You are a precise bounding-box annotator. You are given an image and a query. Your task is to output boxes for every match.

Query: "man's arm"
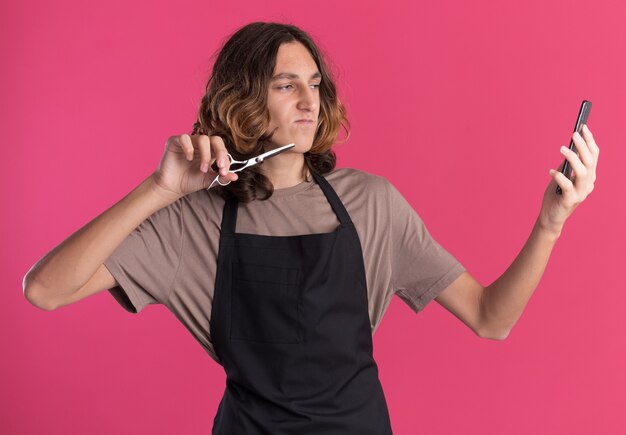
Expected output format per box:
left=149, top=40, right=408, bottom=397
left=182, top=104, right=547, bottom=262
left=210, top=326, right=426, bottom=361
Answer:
left=436, top=124, right=598, bottom=340
left=22, top=173, right=180, bottom=311
left=436, top=218, right=559, bottom=340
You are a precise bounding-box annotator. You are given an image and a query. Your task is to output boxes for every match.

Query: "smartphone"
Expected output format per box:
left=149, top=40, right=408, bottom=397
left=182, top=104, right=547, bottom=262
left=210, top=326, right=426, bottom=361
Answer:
left=556, top=100, right=592, bottom=195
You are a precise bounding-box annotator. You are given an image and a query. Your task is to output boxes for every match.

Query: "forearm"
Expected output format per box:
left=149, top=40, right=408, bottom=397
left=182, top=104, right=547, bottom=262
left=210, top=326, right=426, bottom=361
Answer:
left=481, top=218, right=560, bottom=337
left=23, top=173, right=179, bottom=298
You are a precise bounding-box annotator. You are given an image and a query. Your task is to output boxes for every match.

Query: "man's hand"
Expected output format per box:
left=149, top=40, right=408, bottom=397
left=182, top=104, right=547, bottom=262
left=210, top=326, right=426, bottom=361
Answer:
left=539, top=124, right=600, bottom=237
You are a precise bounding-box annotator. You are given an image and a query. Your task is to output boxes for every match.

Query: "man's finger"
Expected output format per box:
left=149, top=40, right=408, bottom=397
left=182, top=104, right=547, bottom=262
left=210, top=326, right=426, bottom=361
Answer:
left=193, top=134, right=212, bottom=173
left=210, top=136, right=230, bottom=176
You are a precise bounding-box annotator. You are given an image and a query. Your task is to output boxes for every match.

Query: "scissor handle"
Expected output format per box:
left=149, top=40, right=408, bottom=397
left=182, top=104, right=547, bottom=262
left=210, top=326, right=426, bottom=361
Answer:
left=207, top=154, right=238, bottom=190
left=207, top=171, right=232, bottom=190
left=216, top=176, right=232, bottom=186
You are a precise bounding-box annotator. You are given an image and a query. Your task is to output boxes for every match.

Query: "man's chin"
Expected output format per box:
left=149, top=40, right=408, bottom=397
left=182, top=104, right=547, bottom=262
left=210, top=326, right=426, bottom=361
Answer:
left=293, top=135, right=315, bottom=151
left=269, top=138, right=313, bottom=153
left=292, top=142, right=313, bottom=153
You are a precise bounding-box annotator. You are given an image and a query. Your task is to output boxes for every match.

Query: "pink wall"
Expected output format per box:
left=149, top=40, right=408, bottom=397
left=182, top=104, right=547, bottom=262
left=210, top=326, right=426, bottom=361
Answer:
left=3, top=0, right=625, bottom=433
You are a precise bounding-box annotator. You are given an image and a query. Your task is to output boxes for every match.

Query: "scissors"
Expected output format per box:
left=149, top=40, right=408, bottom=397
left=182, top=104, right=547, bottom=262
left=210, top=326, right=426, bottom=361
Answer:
left=207, top=143, right=295, bottom=190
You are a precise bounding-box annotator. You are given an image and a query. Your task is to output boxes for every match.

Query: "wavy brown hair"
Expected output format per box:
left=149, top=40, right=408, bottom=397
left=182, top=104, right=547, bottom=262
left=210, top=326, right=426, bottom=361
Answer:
left=191, top=22, right=350, bottom=202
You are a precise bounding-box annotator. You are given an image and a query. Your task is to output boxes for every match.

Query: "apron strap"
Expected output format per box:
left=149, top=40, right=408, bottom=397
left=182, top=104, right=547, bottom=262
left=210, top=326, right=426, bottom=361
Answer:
left=311, top=171, right=352, bottom=226
left=221, top=171, right=353, bottom=234
left=221, top=193, right=239, bottom=235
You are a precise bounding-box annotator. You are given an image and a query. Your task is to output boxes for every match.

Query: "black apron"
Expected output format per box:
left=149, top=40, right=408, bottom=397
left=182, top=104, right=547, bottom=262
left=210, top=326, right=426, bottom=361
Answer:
left=210, top=172, right=393, bottom=434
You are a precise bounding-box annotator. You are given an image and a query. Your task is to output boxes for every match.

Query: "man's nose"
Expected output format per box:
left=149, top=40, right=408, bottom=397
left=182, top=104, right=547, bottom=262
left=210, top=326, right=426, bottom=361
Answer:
left=297, top=86, right=318, bottom=111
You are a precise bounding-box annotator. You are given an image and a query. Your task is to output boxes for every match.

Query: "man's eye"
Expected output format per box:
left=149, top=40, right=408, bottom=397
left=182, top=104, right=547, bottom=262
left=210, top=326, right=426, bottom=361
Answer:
left=275, top=83, right=320, bottom=91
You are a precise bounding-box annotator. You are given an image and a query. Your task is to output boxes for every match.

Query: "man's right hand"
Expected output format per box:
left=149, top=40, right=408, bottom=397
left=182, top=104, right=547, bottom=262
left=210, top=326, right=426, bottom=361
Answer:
left=152, top=134, right=239, bottom=200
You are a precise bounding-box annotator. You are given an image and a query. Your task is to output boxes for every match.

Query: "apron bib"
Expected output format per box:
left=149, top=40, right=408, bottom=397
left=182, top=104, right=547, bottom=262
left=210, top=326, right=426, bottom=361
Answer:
left=210, top=172, right=393, bottom=434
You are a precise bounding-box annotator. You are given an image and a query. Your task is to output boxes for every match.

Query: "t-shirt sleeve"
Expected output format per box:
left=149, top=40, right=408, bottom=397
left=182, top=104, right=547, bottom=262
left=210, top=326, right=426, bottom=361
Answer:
left=103, top=198, right=184, bottom=314
left=387, top=181, right=466, bottom=313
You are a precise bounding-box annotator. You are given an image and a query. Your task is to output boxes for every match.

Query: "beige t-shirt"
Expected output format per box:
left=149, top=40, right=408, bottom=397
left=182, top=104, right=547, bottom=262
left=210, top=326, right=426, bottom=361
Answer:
left=104, top=168, right=465, bottom=364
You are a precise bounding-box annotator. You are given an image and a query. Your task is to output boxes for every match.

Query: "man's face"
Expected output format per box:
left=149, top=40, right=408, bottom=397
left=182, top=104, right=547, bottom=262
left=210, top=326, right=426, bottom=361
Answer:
left=266, top=42, right=321, bottom=153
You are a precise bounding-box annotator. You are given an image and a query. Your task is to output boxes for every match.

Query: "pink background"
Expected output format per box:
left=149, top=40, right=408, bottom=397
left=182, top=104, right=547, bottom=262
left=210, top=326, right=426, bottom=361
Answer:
left=3, top=0, right=625, bottom=433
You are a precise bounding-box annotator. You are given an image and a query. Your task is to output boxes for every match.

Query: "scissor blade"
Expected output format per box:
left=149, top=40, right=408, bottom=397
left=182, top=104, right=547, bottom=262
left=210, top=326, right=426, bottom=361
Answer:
left=253, top=143, right=295, bottom=163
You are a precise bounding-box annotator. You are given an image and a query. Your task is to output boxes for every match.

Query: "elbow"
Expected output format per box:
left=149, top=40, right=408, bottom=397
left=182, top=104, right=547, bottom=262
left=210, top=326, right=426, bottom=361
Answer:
left=476, top=295, right=512, bottom=340
left=476, top=324, right=511, bottom=341
left=23, top=276, right=58, bottom=312
left=24, top=287, right=58, bottom=311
